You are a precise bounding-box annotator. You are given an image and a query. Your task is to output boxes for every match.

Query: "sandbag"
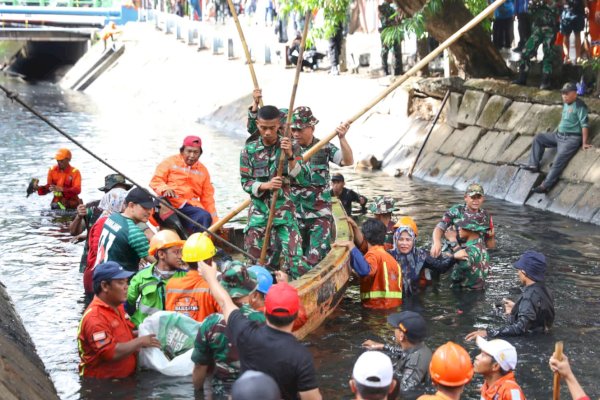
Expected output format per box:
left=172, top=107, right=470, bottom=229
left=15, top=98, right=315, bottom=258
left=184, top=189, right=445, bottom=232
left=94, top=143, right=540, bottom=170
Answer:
left=138, top=311, right=201, bottom=376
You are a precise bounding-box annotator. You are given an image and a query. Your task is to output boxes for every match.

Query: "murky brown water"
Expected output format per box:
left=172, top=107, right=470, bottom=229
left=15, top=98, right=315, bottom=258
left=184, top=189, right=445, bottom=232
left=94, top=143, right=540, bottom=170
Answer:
left=1, top=76, right=599, bottom=399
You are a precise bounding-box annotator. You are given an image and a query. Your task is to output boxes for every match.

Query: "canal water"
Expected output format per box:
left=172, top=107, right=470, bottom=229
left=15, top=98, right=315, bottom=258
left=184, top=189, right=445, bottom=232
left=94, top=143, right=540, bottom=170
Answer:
left=1, top=76, right=599, bottom=400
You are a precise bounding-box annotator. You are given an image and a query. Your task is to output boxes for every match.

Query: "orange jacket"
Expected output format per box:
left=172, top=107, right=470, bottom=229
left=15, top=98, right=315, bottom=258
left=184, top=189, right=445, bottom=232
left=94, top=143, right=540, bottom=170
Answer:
left=360, top=245, right=402, bottom=309
left=149, top=154, right=217, bottom=219
left=38, top=164, right=81, bottom=209
left=480, top=371, right=525, bottom=400
left=164, top=270, right=220, bottom=323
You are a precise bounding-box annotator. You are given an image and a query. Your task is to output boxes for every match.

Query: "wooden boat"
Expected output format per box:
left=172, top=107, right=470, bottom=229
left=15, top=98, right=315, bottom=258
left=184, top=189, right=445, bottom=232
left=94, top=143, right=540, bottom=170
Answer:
left=220, top=198, right=353, bottom=339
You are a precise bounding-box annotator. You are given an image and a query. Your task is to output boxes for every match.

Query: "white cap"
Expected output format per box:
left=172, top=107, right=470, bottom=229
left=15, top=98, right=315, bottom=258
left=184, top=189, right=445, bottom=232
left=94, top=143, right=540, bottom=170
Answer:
left=352, top=351, right=393, bottom=388
left=476, top=336, right=518, bottom=372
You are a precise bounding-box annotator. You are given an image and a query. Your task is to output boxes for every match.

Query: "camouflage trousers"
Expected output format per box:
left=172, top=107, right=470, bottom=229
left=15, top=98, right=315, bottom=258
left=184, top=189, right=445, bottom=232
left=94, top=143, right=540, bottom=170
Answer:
left=298, top=215, right=333, bottom=267
left=244, top=223, right=310, bottom=279
left=519, top=27, right=557, bottom=74
left=381, top=36, right=402, bottom=75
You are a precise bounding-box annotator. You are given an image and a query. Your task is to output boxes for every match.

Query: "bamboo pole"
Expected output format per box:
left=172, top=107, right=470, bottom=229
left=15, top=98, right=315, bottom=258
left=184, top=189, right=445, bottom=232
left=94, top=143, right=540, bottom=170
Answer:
left=553, top=341, right=564, bottom=400
left=225, top=0, right=262, bottom=107
left=258, top=9, right=312, bottom=265
left=211, top=0, right=507, bottom=228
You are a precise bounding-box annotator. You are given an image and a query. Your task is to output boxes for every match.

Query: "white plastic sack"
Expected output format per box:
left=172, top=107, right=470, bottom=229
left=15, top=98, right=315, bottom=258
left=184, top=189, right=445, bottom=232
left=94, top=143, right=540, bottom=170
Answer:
left=138, top=311, right=202, bottom=376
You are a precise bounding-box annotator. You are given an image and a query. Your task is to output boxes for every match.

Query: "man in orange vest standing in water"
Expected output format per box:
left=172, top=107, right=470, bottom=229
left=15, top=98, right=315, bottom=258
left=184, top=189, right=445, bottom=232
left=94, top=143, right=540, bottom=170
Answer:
left=150, top=136, right=218, bottom=233
left=33, top=148, right=81, bottom=210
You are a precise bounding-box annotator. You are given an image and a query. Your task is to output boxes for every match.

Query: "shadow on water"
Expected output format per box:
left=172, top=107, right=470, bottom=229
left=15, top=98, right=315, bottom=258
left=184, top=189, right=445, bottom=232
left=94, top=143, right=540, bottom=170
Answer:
left=1, top=77, right=599, bottom=399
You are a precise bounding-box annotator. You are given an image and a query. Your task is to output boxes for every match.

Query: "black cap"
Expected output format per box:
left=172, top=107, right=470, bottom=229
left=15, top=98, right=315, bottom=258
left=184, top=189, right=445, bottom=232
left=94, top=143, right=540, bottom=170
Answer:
left=231, top=371, right=281, bottom=400
left=125, top=187, right=155, bottom=209
left=331, top=173, right=344, bottom=182
left=387, top=311, right=427, bottom=342
left=561, top=82, right=577, bottom=93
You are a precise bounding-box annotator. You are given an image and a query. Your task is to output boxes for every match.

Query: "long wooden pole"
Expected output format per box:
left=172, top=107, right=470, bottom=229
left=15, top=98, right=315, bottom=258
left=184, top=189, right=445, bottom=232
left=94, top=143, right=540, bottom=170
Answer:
left=225, top=0, right=263, bottom=107
left=258, top=9, right=312, bottom=265
left=553, top=341, right=564, bottom=400
left=408, top=89, right=450, bottom=178
left=209, top=0, right=507, bottom=229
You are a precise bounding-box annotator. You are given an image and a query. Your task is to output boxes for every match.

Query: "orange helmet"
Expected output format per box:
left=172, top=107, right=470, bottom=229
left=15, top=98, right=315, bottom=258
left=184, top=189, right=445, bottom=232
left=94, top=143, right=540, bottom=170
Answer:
left=429, top=342, right=474, bottom=387
left=393, top=216, right=418, bottom=236
left=54, top=148, right=72, bottom=161
left=149, top=229, right=185, bottom=255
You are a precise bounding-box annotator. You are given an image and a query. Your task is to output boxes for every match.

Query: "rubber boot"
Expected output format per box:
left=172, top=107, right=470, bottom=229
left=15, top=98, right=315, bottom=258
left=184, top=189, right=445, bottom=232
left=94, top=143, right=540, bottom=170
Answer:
left=512, top=66, right=527, bottom=85
left=539, top=73, right=551, bottom=90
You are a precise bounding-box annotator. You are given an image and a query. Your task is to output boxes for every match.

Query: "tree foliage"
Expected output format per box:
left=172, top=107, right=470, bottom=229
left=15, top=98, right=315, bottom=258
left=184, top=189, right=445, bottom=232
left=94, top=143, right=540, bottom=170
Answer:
left=277, top=0, right=351, bottom=40
left=381, top=0, right=491, bottom=47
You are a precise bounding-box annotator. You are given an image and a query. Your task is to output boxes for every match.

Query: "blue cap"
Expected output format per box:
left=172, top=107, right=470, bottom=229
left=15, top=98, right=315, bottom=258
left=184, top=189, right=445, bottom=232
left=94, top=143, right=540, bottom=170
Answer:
left=93, top=261, right=135, bottom=284
left=513, top=250, right=546, bottom=282
left=248, top=265, right=274, bottom=295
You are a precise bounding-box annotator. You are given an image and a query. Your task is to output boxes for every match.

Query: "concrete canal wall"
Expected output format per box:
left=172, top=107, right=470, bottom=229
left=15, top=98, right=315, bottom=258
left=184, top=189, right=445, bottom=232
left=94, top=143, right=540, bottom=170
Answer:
left=0, top=283, right=59, bottom=400
left=383, top=78, right=600, bottom=225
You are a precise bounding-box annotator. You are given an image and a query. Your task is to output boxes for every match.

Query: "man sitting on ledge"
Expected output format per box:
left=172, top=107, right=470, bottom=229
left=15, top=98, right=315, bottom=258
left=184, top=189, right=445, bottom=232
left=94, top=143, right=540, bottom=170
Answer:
left=519, top=82, right=593, bottom=194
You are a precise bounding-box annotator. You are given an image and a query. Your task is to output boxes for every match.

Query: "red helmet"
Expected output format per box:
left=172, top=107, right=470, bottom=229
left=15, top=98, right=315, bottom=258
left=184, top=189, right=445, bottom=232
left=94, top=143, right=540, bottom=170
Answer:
left=429, top=342, right=474, bottom=387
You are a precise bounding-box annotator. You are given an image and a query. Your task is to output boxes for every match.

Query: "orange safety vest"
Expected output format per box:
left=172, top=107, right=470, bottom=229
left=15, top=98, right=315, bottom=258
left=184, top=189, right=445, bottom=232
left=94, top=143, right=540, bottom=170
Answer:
left=480, top=371, right=525, bottom=400
left=38, top=164, right=81, bottom=209
left=164, top=270, right=220, bottom=323
left=149, top=154, right=218, bottom=220
left=360, top=245, right=403, bottom=309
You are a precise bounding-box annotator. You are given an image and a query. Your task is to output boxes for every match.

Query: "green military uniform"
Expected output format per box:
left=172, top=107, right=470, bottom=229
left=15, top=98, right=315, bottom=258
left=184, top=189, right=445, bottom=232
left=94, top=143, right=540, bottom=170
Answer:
left=192, top=304, right=265, bottom=395
left=126, top=264, right=187, bottom=327
left=378, top=1, right=402, bottom=76
left=191, top=262, right=265, bottom=395
left=450, top=237, right=490, bottom=290
left=291, top=107, right=344, bottom=266
left=449, top=214, right=491, bottom=290
left=240, top=136, right=309, bottom=278
left=518, top=0, right=559, bottom=75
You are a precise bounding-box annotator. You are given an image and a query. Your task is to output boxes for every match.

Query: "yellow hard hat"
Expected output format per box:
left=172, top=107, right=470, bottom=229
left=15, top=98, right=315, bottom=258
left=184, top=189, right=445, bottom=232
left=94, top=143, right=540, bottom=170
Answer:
left=149, top=229, right=185, bottom=255
left=181, top=233, right=216, bottom=262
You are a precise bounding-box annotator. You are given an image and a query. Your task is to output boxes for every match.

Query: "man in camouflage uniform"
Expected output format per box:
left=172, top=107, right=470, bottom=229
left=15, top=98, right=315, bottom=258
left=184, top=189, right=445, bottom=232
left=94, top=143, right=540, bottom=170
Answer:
left=240, top=105, right=309, bottom=278
left=450, top=215, right=491, bottom=290
left=191, top=262, right=266, bottom=395
left=290, top=106, right=353, bottom=266
left=369, top=196, right=398, bottom=250
left=430, top=183, right=495, bottom=258
left=378, top=0, right=402, bottom=76
left=246, top=88, right=288, bottom=143
left=513, top=0, right=560, bottom=89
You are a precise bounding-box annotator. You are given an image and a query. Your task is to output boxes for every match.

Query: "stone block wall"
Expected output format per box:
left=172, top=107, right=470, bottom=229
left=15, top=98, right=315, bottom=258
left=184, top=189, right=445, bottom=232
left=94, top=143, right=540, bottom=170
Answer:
left=382, top=78, right=600, bottom=225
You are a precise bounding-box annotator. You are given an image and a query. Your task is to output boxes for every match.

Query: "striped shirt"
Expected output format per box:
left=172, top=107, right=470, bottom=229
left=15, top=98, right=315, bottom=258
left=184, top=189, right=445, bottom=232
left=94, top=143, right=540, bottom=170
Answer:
left=95, top=213, right=149, bottom=272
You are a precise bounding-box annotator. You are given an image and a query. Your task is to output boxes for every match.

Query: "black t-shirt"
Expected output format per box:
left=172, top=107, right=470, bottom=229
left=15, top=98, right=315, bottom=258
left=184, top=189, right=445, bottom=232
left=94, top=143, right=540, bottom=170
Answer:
left=335, top=187, right=366, bottom=216
left=228, top=309, right=319, bottom=400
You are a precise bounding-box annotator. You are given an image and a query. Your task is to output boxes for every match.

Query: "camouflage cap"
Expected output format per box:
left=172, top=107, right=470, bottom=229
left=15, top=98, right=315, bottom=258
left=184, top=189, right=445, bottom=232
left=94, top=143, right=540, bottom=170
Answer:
left=291, top=106, right=319, bottom=130
left=279, top=108, right=288, bottom=125
left=369, top=196, right=398, bottom=215
left=465, top=183, right=485, bottom=197
left=219, top=261, right=258, bottom=298
left=456, top=211, right=489, bottom=233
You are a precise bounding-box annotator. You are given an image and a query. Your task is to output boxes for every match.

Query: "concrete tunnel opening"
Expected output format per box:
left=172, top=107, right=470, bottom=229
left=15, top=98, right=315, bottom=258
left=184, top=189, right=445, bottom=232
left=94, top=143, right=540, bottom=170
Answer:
left=7, top=41, right=89, bottom=81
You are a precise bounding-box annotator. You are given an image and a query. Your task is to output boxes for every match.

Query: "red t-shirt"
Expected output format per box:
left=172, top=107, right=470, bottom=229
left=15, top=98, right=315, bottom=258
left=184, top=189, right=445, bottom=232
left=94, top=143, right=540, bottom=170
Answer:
left=78, top=296, right=137, bottom=378
left=83, top=216, right=108, bottom=295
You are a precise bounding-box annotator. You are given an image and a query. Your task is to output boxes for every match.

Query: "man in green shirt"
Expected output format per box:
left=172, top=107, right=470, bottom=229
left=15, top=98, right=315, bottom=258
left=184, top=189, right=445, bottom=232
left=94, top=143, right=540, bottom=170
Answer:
left=520, top=82, right=593, bottom=193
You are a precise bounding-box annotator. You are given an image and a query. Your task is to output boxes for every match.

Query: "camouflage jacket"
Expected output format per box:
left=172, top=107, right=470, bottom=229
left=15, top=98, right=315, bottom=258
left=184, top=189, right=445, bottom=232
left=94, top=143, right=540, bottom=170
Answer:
left=450, top=238, right=490, bottom=290
left=292, top=137, right=342, bottom=219
left=378, top=2, right=400, bottom=32
left=240, top=136, right=306, bottom=228
left=436, top=203, right=494, bottom=242
left=191, top=304, right=266, bottom=394
left=529, top=0, right=559, bottom=29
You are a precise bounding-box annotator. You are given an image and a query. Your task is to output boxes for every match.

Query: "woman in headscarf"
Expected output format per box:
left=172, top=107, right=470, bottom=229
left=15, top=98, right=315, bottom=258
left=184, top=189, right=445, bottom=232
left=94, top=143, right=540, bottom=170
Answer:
left=389, top=217, right=458, bottom=297
left=82, top=188, right=128, bottom=302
